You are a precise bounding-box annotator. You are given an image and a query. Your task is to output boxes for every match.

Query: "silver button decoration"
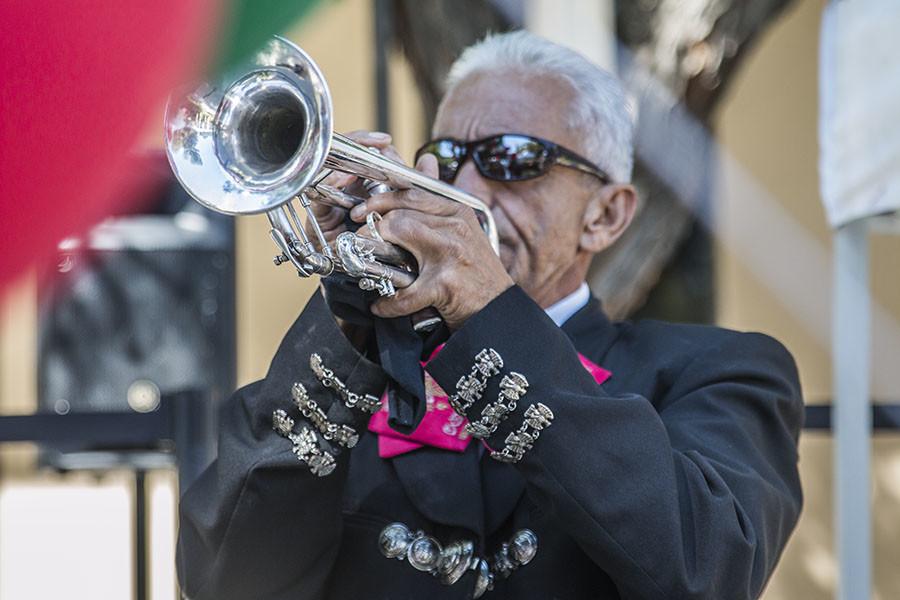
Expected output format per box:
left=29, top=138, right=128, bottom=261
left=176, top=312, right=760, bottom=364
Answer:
left=449, top=348, right=504, bottom=415
left=465, top=372, right=529, bottom=439
left=310, top=353, right=381, bottom=413
left=273, top=409, right=295, bottom=437
left=473, top=558, right=494, bottom=599
left=377, top=523, right=538, bottom=596
left=291, top=427, right=319, bottom=459
left=508, top=529, right=538, bottom=565
left=437, top=540, right=475, bottom=585
left=378, top=522, right=413, bottom=559
left=407, top=535, right=442, bottom=571
left=491, top=529, right=539, bottom=582
left=271, top=409, right=336, bottom=477
left=378, top=523, right=476, bottom=586
left=492, top=543, right=518, bottom=579
left=303, top=450, right=337, bottom=477
left=490, top=403, right=554, bottom=463
left=292, top=381, right=359, bottom=448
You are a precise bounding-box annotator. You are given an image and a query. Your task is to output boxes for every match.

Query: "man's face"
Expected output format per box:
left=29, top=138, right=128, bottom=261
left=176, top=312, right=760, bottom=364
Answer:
left=432, top=70, right=606, bottom=307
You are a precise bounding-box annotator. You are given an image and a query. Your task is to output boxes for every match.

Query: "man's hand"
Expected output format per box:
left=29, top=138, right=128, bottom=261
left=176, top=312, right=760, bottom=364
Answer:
left=303, top=130, right=403, bottom=249
left=349, top=154, right=514, bottom=330
left=310, top=130, right=404, bottom=347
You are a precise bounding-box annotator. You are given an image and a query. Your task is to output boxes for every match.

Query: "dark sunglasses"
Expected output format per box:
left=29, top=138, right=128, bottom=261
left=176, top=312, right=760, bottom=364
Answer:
left=415, top=133, right=611, bottom=185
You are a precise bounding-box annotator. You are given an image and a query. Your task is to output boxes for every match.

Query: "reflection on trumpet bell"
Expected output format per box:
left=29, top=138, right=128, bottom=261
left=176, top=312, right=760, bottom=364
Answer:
left=164, top=35, right=498, bottom=298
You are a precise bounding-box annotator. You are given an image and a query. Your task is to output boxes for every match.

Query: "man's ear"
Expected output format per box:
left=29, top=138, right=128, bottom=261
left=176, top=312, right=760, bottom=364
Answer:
left=579, top=184, right=638, bottom=253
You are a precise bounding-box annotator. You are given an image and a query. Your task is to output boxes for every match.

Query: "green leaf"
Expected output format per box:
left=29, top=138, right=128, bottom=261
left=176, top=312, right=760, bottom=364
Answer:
left=214, top=0, right=324, bottom=73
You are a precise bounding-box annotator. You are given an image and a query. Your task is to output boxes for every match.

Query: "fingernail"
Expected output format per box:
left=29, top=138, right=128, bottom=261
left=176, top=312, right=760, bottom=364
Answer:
left=370, top=132, right=391, bottom=141
left=350, top=203, right=365, bottom=221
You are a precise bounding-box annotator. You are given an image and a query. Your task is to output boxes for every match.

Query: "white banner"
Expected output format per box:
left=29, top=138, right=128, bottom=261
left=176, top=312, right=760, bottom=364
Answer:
left=819, top=0, right=900, bottom=228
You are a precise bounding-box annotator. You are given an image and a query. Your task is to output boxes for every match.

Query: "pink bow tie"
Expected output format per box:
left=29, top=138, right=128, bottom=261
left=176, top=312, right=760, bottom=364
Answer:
left=368, top=346, right=611, bottom=458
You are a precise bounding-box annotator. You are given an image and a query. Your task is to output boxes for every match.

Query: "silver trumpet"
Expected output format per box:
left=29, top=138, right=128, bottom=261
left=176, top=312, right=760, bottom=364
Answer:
left=164, top=36, right=498, bottom=298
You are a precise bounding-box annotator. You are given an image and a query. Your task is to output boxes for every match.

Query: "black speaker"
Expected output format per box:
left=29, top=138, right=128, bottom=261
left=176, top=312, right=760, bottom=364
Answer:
left=37, top=184, right=235, bottom=464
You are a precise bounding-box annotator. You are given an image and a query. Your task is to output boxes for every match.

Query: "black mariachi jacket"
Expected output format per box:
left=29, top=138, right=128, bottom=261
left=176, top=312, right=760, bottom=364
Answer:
left=177, top=286, right=803, bottom=600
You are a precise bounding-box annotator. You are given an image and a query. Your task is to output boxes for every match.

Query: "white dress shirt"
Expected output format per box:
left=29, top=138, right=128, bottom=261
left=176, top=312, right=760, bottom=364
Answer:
left=544, top=281, right=590, bottom=327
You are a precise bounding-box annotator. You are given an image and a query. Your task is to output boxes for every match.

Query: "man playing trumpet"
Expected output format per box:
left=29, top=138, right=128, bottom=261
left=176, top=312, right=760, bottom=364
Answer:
left=177, top=31, right=802, bottom=600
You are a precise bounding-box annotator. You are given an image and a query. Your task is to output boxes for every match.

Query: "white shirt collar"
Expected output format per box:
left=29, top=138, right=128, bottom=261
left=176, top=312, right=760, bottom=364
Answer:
left=544, top=282, right=591, bottom=327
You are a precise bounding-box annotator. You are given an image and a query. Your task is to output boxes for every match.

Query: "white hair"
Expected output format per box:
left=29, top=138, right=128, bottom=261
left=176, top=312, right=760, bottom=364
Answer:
left=443, top=30, right=634, bottom=183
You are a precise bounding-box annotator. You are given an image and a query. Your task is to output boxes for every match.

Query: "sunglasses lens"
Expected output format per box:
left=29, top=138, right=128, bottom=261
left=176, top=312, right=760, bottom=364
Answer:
left=417, top=139, right=463, bottom=182
left=474, top=135, right=550, bottom=181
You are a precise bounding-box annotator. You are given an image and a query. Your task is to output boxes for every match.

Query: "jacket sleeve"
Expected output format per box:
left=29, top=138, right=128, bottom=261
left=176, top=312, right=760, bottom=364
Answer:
left=425, top=286, right=803, bottom=600
left=176, top=290, right=386, bottom=600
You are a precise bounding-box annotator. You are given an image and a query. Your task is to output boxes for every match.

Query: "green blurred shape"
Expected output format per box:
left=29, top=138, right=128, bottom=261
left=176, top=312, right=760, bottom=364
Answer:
left=215, top=0, right=324, bottom=72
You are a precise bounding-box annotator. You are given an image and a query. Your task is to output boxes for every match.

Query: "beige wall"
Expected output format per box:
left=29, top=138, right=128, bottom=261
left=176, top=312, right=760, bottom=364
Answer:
left=714, top=1, right=900, bottom=598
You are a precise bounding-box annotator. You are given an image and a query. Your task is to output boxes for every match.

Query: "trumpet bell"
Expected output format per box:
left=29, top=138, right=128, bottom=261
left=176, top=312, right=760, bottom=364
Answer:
left=164, top=36, right=332, bottom=215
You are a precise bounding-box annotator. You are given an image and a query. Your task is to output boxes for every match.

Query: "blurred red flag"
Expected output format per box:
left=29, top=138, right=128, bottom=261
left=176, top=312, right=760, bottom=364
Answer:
left=0, top=1, right=220, bottom=291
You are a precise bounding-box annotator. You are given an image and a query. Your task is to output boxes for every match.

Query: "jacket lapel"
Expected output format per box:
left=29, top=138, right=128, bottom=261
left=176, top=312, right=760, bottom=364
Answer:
left=561, top=295, right=619, bottom=361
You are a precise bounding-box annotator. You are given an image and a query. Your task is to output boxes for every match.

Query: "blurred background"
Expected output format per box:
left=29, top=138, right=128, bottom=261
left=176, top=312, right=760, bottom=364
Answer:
left=0, top=0, right=898, bottom=598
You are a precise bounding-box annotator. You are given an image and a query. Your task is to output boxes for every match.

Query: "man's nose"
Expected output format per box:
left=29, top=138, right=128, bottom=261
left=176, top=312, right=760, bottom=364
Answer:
left=452, top=159, right=493, bottom=206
